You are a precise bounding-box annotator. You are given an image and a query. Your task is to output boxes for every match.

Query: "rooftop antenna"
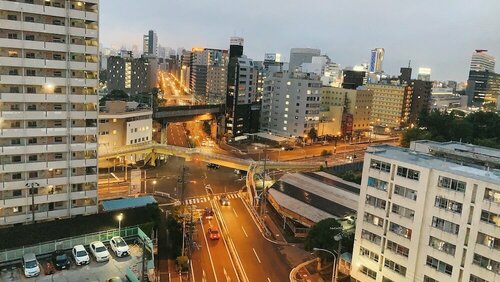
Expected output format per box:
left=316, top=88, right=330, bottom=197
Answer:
left=408, top=60, right=411, bottom=68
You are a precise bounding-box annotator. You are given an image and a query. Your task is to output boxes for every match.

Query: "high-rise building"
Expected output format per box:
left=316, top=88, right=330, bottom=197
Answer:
left=466, top=70, right=500, bottom=106
left=351, top=141, right=500, bottom=282
left=225, top=37, right=260, bottom=137
left=143, top=30, right=158, bottom=57
left=288, top=48, right=321, bottom=73
left=366, top=84, right=412, bottom=128
left=261, top=72, right=322, bottom=137
left=189, top=47, right=228, bottom=104
left=0, top=0, right=99, bottom=225
left=369, top=48, right=385, bottom=73
left=107, top=55, right=158, bottom=95
left=417, top=67, right=431, bottom=81
left=399, top=67, right=412, bottom=85
left=409, top=80, right=432, bottom=124
left=301, top=55, right=342, bottom=87
left=470, top=50, right=495, bottom=72
left=342, top=70, right=366, bottom=89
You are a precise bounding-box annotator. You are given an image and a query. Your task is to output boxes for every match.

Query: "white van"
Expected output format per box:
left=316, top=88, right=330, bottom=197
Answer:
left=22, top=253, right=40, bottom=277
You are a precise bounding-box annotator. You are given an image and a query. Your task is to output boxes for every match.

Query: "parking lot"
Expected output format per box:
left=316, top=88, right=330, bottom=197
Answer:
left=1, top=243, right=144, bottom=282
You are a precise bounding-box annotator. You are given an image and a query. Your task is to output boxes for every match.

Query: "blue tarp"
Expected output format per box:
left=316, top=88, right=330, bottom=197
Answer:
left=102, top=196, right=157, bottom=211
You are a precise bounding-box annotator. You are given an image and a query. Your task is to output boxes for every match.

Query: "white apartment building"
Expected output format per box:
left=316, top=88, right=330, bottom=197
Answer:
left=351, top=142, right=499, bottom=282
left=98, top=101, right=152, bottom=163
left=261, top=72, right=322, bottom=137
left=0, top=0, right=99, bottom=225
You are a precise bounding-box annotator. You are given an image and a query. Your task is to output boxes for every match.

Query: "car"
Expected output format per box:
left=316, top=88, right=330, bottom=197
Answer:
left=52, top=251, right=71, bottom=270
left=72, top=245, right=90, bottom=265
left=89, top=241, right=110, bottom=262
left=22, top=253, right=40, bottom=278
left=110, top=236, right=130, bottom=257
left=220, top=194, right=230, bottom=206
left=284, top=146, right=294, bottom=151
left=207, top=163, right=220, bottom=169
left=204, top=207, right=214, bottom=219
left=207, top=227, right=220, bottom=240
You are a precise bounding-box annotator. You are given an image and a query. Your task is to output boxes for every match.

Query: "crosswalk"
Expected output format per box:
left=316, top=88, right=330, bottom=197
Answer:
left=183, top=193, right=239, bottom=205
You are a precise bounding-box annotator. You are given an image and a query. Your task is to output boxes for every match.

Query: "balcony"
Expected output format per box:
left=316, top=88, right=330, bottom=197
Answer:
left=0, top=93, right=68, bottom=103
left=71, top=205, right=97, bottom=216
left=71, top=189, right=97, bottom=200
left=1, top=144, right=69, bottom=155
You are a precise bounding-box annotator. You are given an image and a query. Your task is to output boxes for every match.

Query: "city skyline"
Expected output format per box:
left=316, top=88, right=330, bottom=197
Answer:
left=100, top=0, right=500, bottom=81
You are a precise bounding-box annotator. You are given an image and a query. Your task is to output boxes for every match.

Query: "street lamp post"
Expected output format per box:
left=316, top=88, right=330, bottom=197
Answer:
left=26, top=182, right=40, bottom=223
left=117, top=213, right=123, bottom=235
left=313, top=248, right=337, bottom=282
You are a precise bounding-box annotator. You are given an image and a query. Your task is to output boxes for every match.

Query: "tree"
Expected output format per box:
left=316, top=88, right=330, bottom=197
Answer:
left=106, top=89, right=129, bottom=101
left=401, top=128, right=431, bottom=147
left=304, top=218, right=352, bottom=259
left=308, top=127, right=318, bottom=141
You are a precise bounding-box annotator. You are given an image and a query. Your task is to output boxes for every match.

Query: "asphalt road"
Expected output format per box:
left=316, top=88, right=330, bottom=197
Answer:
left=167, top=123, right=189, bottom=147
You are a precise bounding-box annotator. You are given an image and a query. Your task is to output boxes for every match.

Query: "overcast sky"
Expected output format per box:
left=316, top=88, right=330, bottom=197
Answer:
left=100, top=0, right=499, bottom=81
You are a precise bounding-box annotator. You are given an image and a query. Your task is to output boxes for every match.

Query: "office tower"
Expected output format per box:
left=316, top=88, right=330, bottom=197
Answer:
left=107, top=55, right=158, bottom=95
left=470, top=50, right=495, bottom=72
left=366, top=84, right=412, bottom=128
left=320, top=87, right=373, bottom=136
left=143, top=30, right=158, bottom=57
left=225, top=37, right=260, bottom=137
left=409, top=80, right=432, bottom=124
left=399, top=67, right=412, bottom=85
left=189, top=48, right=228, bottom=104
left=180, top=50, right=192, bottom=90
left=342, top=70, right=367, bottom=89
left=417, top=67, right=431, bottom=81
left=0, top=0, right=99, bottom=225
left=351, top=141, right=500, bottom=282
left=261, top=72, right=322, bottom=137
left=288, top=48, right=321, bottom=73
left=369, top=48, right=385, bottom=73
left=466, top=70, right=500, bottom=106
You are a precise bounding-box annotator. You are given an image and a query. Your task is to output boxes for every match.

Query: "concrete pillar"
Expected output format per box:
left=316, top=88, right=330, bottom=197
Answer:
left=160, top=121, right=168, bottom=144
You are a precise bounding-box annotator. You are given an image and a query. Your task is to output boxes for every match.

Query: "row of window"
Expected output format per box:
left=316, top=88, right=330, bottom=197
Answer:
left=396, top=165, right=420, bottom=180
left=473, top=253, right=499, bottom=274
left=432, top=216, right=459, bottom=235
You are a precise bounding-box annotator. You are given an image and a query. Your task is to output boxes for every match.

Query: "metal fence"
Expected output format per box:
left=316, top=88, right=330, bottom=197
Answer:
left=0, top=226, right=140, bottom=264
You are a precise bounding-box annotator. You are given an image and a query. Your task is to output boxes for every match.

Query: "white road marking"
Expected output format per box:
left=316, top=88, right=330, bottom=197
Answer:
left=200, top=219, right=219, bottom=282
left=190, top=260, right=196, bottom=282
left=252, top=248, right=262, bottom=263
left=232, top=208, right=238, bottom=218
left=241, top=226, right=248, bottom=238
left=267, top=278, right=271, bottom=282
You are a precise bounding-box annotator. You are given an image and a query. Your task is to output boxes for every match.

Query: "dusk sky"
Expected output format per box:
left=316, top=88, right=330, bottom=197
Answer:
left=100, top=0, right=499, bottom=81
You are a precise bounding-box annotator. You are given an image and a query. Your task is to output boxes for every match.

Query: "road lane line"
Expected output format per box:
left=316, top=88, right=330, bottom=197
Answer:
left=241, top=226, right=248, bottom=238
left=267, top=278, right=271, bottom=282
left=252, top=248, right=262, bottom=263
left=232, top=208, right=238, bottom=218
left=190, top=260, right=196, bottom=282
left=200, top=218, right=219, bottom=282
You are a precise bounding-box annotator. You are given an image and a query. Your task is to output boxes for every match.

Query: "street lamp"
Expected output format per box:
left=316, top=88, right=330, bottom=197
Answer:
left=152, top=180, right=157, bottom=194
left=117, top=213, right=124, bottom=235
left=26, top=182, right=40, bottom=223
left=313, top=248, right=337, bottom=282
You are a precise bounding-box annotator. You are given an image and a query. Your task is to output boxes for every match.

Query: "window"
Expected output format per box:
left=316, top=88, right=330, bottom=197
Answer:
left=12, top=206, right=23, bottom=213
left=53, top=54, right=62, bottom=60
left=7, top=14, right=17, bottom=20
left=25, top=16, right=35, bottom=22
left=11, top=138, right=21, bottom=145
left=359, top=247, right=379, bottom=262
left=27, top=104, right=36, bottom=111
left=28, top=155, right=38, bottom=162
left=11, top=156, right=22, bottom=163
left=426, top=256, right=453, bottom=275
left=382, top=277, right=394, bottom=282
left=9, top=69, right=19, bottom=75
left=26, top=52, right=35, bottom=59
left=54, top=120, right=62, bottom=127
left=8, top=50, right=18, bottom=57
left=367, top=177, right=388, bottom=191
left=484, top=188, right=500, bottom=203
left=469, top=274, right=488, bottom=282
left=393, top=185, right=417, bottom=200
left=472, top=253, right=499, bottom=274
left=365, top=195, right=386, bottom=210
left=8, top=33, right=18, bottom=39
left=423, top=275, right=439, bottom=282
left=389, top=222, right=412, bottom=239
left=396, top=166, right=419, bottom=180
left=434, top=196, right=462, bottom=213
left=12, top=173, right=22, bottom=180
left=26, top=69, right=36, bottom=76
left=25, top=34, right=35, bottom=41
left=370, top=159, right=391, bottom=172
left=55, top=153, right=63, bottom=160
left=10, top=103, right=20, bottom=110
left=28, top=137, right=37, bottom=144
left=480, top=210, right=500, bottom=227
left=54, top=136, right=63, bottom=143
left=27, top=121, right=37, bottom=128
left=391, top=204, right=415, bottom=220
left=54, top=104, right=63, bottom=110
left=27, top=86, right=36, bottom=93
left=432, top=216, right=459, bottom=235
left=364, top=212, right=384, bottom=227
left=384, top=258, right=406, bottom=276
left=12, top=190, right=22, bottom=197
left=429, top=236, right=456, bottom=256
left=386, top=240, right=409, bottom=257
left=361, top=229, right=381, bottom=245
left=476, top=232, right=499, bottom=250
left=360, top=265, right=377, bottom=279
left=438, top=176, right=466, bottom=192
left=28, top=171, right=38, bottom=178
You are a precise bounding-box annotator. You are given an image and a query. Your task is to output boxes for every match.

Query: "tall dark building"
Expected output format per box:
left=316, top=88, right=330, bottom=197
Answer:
left=399, top=67, right=412, bottom=85
left=466, top=70, right=500, bottom=106
left=409, top=80, right=432, bottom=124
left=342, top=70, right=366, bottom=89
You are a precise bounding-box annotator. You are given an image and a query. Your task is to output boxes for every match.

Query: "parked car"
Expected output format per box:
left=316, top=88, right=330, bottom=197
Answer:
left=22, top=253, right=40, bottom=278
left=72, top=245, right=90, bottom=265
left=284, top=146, right=294, bottom=151
left=110, top=236, right=130, bottom=257
left=89, top=241, right=110, bottom=262
left=52, top=251, right=71, bottom=270
left=220, top=194, right=230, bottom=206
left=207, top=227, right=220, bottom=240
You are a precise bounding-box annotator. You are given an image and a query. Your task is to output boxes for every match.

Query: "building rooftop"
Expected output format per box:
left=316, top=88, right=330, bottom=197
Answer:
left=368, top=144, right=500, bottom=183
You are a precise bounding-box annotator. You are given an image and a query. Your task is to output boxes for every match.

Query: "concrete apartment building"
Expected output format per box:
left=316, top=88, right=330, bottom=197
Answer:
left=189, top=47, right=228, bottom=104
left=106, top=54, right=158, bottom=95
left=98, top=101, right=152, bottom=163
left=351, top=141, right=499, bottom=282
left=0, top=0, right=99, bottom=225
left=320, top=87, right=373, bottom=136
left=365, top=83, right=412, bottom=129
left=261, top=72, right=322, bottom=137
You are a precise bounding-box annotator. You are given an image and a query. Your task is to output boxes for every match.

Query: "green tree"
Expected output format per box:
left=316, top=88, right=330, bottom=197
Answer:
left=401, top=128, right=431, bottom=147
left=106, top=89, right=129, bottom=100
left=305, top=218, right=352, bottom=259
left=308, top=127, right=318, bottom=141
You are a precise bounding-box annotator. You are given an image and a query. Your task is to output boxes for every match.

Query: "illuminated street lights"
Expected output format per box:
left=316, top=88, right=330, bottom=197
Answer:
left=152, top=180, right=157, bottom=194
left=117, top=213, right=124, bottom=235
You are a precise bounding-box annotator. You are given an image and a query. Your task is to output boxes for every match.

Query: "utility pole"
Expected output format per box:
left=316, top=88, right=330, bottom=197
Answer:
left=25, top=182, right=40, bottom=223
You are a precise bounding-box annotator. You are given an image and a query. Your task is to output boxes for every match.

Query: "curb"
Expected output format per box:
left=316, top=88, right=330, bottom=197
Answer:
left=289, top=258, right=317, bottom=282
